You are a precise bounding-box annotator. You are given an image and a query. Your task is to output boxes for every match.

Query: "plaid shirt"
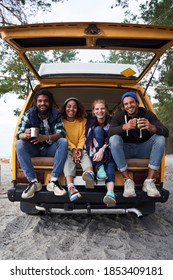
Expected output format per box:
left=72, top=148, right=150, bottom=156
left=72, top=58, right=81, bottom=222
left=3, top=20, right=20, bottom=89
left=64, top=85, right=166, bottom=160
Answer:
left=16, top=107, right=66, bottom=140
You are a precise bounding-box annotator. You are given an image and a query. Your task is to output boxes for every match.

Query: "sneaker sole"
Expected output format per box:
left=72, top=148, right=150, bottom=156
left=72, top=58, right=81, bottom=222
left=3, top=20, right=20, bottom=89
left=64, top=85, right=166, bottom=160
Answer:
left=21, top=184, right=42, bottom=199
left=142, top=186, right=161, bottom=197
left=21, top=193, right=35, bottom=199
left=82, top=173, right=95, bottom=189
left=96, top=176, right=108, bottom=181
left=36, top=186, right=42, bottom=192
left=123, top=192, right=136, bottom=198
left=103, top=195, right=116, bottom=207
left=54, top=190, right=67, bottom=196
left=70, top=193, right=82, bottom=202
left=46, top=185, right=66, bottom=196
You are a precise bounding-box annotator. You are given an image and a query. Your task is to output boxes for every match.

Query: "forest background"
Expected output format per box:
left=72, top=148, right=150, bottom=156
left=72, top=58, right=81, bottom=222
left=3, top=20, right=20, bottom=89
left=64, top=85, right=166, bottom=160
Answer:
left=0, top=0, right=173, bottom=153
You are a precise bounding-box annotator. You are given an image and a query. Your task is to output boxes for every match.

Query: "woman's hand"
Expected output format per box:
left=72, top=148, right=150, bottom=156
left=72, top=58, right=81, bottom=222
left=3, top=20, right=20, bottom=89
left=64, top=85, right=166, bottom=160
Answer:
left=72, top=148, right=82, bottom=163
left=76, top=149, right=82, bottom=162
left=93, top=148, right=104, bottom=162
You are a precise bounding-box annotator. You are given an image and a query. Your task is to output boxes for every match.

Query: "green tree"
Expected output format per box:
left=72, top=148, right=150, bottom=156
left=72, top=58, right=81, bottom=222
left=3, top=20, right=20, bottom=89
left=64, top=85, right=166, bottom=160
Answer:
left=51, top=50, right=79, bottom=63
left=139, top=0, right=173, bottom=152
left=140, top=0, right=173, bottom=25
left=111, top=0, right=173, bottom=152
left=0, top=0, right=66, bottom=25
left=0, top=0, right=77, bottom=113
left=0, top=48, right=78, bottom=108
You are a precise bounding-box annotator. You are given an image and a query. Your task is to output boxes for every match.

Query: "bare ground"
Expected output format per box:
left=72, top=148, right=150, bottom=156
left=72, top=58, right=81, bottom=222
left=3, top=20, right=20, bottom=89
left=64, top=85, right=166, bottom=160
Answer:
left=0, top=155, right=173, bottom=260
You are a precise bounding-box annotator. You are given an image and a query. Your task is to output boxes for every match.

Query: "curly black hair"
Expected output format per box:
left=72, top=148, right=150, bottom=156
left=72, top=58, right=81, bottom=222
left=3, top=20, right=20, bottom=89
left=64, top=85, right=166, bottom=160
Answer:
left=60, top=97, right=87, bottom=120
left=34, top=89, right=58, bottom=109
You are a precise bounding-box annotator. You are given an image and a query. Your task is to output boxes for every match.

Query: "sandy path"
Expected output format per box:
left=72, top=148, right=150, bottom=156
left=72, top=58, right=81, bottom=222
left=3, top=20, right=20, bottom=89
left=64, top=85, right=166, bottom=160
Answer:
left=0, top=156, right=173, bottom=260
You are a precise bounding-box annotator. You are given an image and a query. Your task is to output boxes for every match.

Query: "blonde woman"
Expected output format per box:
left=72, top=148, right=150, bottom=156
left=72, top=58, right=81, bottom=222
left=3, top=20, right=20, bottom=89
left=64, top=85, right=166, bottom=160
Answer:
left=85, top=99, right=116, bottom=206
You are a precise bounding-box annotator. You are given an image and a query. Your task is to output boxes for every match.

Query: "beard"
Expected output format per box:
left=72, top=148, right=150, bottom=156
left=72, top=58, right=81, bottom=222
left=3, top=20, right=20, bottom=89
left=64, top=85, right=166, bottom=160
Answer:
left=38, top=107, right=49, bottom=117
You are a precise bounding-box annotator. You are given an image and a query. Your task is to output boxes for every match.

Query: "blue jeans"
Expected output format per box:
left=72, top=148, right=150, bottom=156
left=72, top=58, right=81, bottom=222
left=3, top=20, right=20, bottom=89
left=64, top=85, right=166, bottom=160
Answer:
left=93, top=126, right=115, bottom=183
left=109, top=134, right=166, bottom=172
left=16, top=138, right=68, bottom=181
left=94, top=126, right=105, bottom=147
left=104, top=161, right=115, bottom=183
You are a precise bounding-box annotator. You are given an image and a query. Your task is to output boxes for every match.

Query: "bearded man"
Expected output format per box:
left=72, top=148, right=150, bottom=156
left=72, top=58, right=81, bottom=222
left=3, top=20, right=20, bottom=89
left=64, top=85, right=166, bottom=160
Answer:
left=16, top=89, right=68, bottom=199
left=109, top=92, right=169, bottom=198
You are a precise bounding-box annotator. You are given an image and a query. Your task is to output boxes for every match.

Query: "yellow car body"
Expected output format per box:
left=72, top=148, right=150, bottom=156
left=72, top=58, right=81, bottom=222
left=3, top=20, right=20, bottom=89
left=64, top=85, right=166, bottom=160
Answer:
left=1, top=22, right=173, bottom=215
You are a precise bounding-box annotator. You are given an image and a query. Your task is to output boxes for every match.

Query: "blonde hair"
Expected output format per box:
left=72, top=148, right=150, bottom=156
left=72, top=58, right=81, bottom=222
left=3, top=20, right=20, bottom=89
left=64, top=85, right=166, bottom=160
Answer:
left=92, top=99, right=109, bottom=115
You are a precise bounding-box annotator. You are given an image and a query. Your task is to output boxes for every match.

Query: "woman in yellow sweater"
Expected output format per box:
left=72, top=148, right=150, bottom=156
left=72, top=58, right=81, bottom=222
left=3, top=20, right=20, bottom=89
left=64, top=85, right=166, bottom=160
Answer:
left=61, top=97, right=95, bottom=201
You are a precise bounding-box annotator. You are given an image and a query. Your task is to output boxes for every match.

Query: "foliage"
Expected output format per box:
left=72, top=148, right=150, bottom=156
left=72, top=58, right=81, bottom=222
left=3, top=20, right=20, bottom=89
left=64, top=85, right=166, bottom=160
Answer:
left=154, top=91, right=173, bottom=132
left=0, top=47, right=78, bottom=107
left=51, top=50, right=78, bottom=63
left=0, top=45, right=29, bottom=99
left=0, top=0, right=76, bottom=113
left=154, top=89, right=173, bottom=153
left=138, top=0, right=173, bottom=145
left=0, top=0, right=173, bottom=149
left=140, top=0, right=173, bottom=25
left=111, top=0, right=129, bottom=9
left=110, top=0, right=173, bottom=151
left=0, top=0, right=66, bottom=25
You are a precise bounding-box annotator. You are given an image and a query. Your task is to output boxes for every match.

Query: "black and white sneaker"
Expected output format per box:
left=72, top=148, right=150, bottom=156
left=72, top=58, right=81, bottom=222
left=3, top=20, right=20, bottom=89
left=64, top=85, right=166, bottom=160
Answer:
left=46, top=180, right=66, bottom=196
left=22, top=181, right=42, bottom=199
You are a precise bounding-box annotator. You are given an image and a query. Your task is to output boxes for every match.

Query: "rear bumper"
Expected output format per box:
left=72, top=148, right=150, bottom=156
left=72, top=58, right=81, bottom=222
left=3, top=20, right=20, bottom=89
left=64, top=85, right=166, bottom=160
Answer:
left=8, top=184, right=169, bottom=211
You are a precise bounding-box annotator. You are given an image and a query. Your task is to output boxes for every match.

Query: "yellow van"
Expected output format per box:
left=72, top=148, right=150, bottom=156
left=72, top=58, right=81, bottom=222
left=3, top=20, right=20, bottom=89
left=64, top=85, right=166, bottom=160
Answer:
left=1, top=22, right=173, bottom=216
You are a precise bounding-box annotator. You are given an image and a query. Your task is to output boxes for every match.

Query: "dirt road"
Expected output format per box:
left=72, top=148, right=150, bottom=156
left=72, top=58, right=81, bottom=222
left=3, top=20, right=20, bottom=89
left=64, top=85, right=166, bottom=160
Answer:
left=0, top=155, right=172, bottom=260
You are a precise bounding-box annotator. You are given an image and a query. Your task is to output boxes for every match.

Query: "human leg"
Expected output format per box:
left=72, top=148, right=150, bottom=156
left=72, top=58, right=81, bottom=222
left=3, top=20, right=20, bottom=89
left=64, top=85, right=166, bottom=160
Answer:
left=103, top=162, right=116, bottom=206
left=16, top=140, right=42, bottom=199
left=148, top=135, right=166, bottom=175
left=16, top=140, right=40, bottom=181
left=93, top=126, right=105, bottom=147
left=46, top=138, right=68, bottom=196
left=103, top=183, right=116, bottom=207
left=81, top=150, right=95, bottom=188
left=109, top=135, right=128, bottom=172
left=45, top=138, right=68, bottom=178
left=63, top=150, right=81, bottom=201
left=109, top=136, right=136, bottom=197
left=126, top=135, right=165, bottom=197
left=124, top=134, right=165, bottom=170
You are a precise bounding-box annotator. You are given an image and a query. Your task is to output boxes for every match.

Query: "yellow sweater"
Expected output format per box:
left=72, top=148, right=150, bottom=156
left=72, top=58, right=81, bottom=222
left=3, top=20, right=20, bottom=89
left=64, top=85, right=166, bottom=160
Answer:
left=63, top=118, right=87, bottom=151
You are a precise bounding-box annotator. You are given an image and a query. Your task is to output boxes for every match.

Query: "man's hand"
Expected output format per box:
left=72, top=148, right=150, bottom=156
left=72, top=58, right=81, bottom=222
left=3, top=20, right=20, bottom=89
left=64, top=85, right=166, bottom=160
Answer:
left=123, top=118, right=137, bottom=131
left=19, top=128, right=31, bottom=140
left=30, top=134, right=48, bottom=144
left=138, top=118, right=157, bottom=132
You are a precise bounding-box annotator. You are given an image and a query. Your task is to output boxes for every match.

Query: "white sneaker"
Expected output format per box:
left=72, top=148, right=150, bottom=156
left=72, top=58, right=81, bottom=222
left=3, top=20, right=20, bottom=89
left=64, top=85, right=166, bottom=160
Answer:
left=22, top=181, right=42, bottom=199
left=47, top=180, right=66, bottom=196
left=143, top=179, right=161, bottom=197
left=123, top=178, right=136, bottom=198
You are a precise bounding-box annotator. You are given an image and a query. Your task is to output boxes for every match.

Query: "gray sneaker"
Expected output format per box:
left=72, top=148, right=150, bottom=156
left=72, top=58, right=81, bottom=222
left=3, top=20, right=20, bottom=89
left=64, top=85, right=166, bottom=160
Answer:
left=22, top=181, right=42, bottom=199
left=123, top=178, right=136, bottom=198
left=46, top=180, right=66, bottom=196
left=143, top=179, right=161, bottom=197
left=82, top=171, right=95, bottom=189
